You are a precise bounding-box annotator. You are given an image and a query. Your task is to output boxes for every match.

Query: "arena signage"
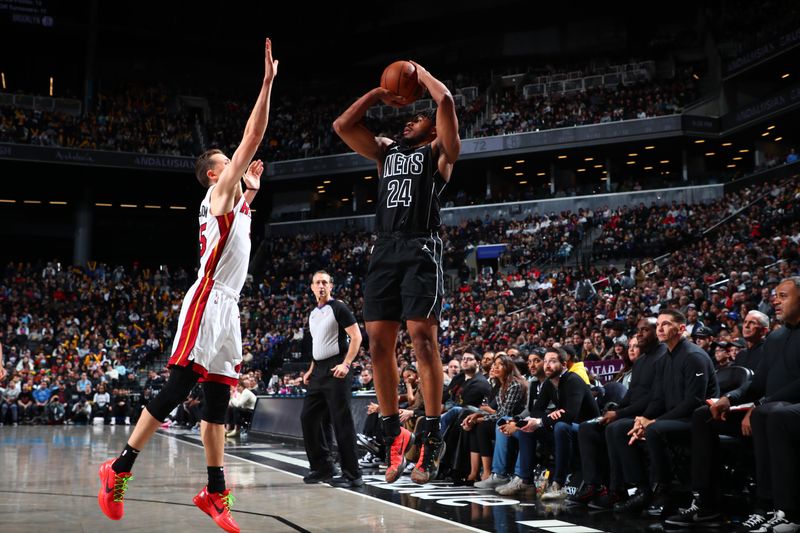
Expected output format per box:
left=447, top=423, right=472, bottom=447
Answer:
left=1, top=0, right=54, bottom=26
left=584, top=359, right=624, bottom=382
left=723, top=83, right=800, bottom=130
left=724, top=26, right=800, bottom=77
left=0, top=143, right=194, bottom=172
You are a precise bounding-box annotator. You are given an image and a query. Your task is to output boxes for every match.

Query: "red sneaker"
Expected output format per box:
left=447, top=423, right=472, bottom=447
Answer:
left=97, top=459, right=134, bottom=520
left=193, top=486, right=240, bottom=533
left=384, top=426, right=414, bottom=483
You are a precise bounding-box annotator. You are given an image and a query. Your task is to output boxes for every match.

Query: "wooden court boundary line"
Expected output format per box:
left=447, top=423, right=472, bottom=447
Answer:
left=155, top=431, right=491, bottom=533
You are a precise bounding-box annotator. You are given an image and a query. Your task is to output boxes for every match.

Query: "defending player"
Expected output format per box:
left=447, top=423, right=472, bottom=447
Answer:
left=97, top=38, right=278, bottom=533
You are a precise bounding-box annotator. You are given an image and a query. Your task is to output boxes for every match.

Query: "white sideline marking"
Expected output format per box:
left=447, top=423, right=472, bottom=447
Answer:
left=155, top=432, right=490, bottom=532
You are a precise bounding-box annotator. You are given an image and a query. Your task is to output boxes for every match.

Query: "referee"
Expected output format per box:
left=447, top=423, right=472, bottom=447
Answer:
left=300, top=270, right=364, bottom=488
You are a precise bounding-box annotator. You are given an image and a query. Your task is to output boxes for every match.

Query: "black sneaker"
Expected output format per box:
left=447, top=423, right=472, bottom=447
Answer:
left=614, top=489, right=651, bottom=513
left=734, top=511, right=772, bottom=532
left=568, top=483, right=604, bottom=505
left=589, top=488, right=625, bottom=510
left=748, top=510, right=796, bottom=533
left=410, top=435, right=446, bottom=484
left=664, top=498, right=723, bottom=528
left=303, top=469, right=336, bottom=484
left=358, top=452, right=383, bottom=468
left=328, top=476, right=365, bottom=488
left=356, top=433, right=382, bottom=456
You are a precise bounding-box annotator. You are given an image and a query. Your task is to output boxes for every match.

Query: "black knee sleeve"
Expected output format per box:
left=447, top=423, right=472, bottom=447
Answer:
left=202, top=381, right=230, bottom=424
left=146, top=366, right=200, bottom=422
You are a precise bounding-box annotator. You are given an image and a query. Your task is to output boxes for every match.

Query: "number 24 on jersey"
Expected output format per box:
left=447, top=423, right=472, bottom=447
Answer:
left=386, top=178, right=412, bottom=208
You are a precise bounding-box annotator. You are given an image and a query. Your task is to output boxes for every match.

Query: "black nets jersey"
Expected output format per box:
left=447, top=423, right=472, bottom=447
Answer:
left=376, top=142, right=447, bottom=234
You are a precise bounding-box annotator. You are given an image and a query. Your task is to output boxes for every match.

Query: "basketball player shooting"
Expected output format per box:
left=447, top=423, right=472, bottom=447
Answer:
left=333, top=61, right=461, bottom=484
left=97, top=38, right=278, bottom=533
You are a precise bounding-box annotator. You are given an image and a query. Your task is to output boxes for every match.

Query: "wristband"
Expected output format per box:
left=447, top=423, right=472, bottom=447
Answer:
left=343, top=362, right=351, bottom=368
left=245, top=187, right=259, bottom=191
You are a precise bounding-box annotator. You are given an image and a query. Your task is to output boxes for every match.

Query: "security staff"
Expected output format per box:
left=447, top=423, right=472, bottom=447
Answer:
left=300, top=270, right=364, bottom=487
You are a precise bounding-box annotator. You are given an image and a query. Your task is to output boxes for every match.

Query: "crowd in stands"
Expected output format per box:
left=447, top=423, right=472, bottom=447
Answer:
left=2, top=67, right=697, bottom=162
left=1, top=177, right=797, bottom=421
left=248, top=177, right=800, bottom=394
left=206, top=94, right=349, bottom=163
left=592, top=178, right=795, bottom=260
left=0, top=86, right=195, bottom=155
left=472, top=78, right=696, bottom=138
left=0, top=261, right=279, bottom=425
left=1, top=173, right=799, bottom=526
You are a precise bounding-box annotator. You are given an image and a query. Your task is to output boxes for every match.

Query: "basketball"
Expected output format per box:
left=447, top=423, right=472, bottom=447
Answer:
left=380, top=60, right=424, bottom=103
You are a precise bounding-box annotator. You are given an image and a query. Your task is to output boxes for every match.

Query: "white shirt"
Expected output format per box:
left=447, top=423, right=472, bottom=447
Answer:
left=230, top=388, right=257, bottom=410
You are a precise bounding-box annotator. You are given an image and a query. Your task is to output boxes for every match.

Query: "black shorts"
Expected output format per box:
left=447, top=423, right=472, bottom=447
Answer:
left=364, top=233, right=444, bottom=322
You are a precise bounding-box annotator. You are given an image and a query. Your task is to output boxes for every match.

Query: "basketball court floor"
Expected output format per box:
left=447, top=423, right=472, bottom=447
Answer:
left=0, top=425, right=748, bottom=532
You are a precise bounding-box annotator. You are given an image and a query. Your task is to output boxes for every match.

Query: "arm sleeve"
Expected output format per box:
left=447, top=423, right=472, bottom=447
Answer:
left=616, top=392, right=649, bottom=419
left=764, top=379, right=800, bottom=404
left=442, top=380, right=453, bottom=404
left=485, top=381, right=523, bottom=423
left=642, top=359, right=666, bottom=419
left=230, top=394, right=244, bottom=408
left=332, top=301, right=357, bottom=328
left=243, top=390, right=257, bottom=410
left=543, top=375, right=589, bottom=427
left=617, top=386, right=633, bottom=410
left=530, top=382, right=552, bottom=418
left=616, top=358, right=656, bottom=418
left=469, top=379, right=493, bottom=407
left=659, top=354, right=711, bottom=420
left=728, top=345, right=768, bottom=404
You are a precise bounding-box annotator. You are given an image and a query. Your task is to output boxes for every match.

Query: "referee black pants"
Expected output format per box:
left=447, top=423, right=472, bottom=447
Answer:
left=300, top=356, right=362, bottom=480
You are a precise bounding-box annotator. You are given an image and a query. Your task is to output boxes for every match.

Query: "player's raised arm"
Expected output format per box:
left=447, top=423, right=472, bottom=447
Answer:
left=211, top=38, right=278, bottom=215
left=409, top=61, right=460, bottom=177
left=332, top=88, right=399, bottom=163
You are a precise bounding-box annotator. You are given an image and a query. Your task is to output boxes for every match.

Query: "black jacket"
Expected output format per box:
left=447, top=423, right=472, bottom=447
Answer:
left=532, top=370, right=599, bottom=428
left=643, top=338, right=719, bottom=421
left=728, top=322, right=800, bottom=404
left=615, top=342, right=667, bottom=419
left=734, top=340, right=765, bottom=372
left=444, top=371, right=492, bottom=408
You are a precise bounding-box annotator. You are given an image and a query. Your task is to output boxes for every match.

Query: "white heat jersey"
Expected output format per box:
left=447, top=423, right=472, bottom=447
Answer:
left=167, top=186, right=251, bottom=385
left=196, top=185, right=252, bottom=293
